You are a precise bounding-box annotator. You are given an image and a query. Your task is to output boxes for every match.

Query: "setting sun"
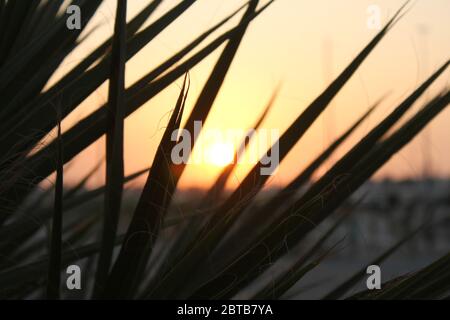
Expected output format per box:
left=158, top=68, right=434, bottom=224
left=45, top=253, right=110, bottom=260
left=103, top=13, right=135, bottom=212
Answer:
left=204, top=142, right=235, bottom=167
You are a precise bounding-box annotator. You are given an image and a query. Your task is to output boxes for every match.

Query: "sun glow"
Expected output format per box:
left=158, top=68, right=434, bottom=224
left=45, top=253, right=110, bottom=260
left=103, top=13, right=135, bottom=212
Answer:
left=204, top=142, right=235, bottom=167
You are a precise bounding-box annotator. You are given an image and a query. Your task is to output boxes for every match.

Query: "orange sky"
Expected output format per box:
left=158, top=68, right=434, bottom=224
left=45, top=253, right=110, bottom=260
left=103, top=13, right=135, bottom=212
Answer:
left=48, top=0, right=450, bottom=190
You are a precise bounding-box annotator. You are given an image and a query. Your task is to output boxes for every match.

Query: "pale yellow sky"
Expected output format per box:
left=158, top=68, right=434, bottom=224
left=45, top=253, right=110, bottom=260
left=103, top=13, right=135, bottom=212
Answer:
left=52, top=0, right=450, bottom=190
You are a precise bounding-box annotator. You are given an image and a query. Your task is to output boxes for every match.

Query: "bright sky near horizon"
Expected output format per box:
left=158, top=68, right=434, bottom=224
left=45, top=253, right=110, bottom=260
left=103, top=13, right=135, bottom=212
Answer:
left=53, top=0, right=450, bottom=190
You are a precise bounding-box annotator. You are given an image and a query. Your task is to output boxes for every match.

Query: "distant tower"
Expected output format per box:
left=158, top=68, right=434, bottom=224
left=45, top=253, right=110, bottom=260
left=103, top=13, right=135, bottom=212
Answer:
left=417, top=24, right=432, bottom=180
left=322, top=37, right=335, bottom=152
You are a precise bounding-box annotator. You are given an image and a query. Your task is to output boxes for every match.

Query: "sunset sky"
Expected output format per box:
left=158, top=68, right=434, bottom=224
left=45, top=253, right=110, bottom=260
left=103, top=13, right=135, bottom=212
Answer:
left=52, top=0, right=450, bottom=190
